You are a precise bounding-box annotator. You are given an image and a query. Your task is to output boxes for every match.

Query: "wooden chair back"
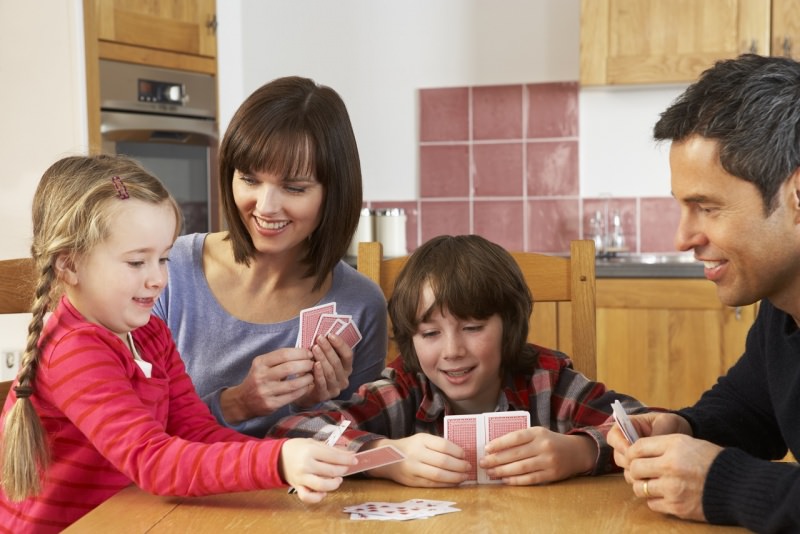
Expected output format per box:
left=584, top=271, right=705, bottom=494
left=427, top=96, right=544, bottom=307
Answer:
left=357, top=240, right=597, bottom=380
left=0, top=257, right=36, bottom=401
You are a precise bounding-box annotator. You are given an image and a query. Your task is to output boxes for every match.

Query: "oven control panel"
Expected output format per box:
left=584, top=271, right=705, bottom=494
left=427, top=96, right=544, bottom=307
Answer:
left=138, top=79, right=185, bottom=105
left=100, top=59, right=216, bottom=119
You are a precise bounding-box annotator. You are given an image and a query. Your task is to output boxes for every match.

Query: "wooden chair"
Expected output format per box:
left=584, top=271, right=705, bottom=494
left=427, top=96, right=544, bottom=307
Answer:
left=357, top=240, right=597, bottom=380
left=0, top=257, right=36, bottom=401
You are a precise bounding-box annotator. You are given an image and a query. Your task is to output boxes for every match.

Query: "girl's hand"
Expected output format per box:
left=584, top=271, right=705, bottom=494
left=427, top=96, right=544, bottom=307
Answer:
left=363, top=436, right=471, bottom=487
left=279, top=438, right=356, bottom=504
left=479, top=427, right=596, bottom=485
left=294, top=333, right=354, bottom=408
left=219, top=348, right=316, bottom=424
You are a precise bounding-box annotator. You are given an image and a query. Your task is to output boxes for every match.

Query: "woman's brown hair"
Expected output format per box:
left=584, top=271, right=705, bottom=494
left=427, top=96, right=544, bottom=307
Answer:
left=218, top=76, right=363, bottom=290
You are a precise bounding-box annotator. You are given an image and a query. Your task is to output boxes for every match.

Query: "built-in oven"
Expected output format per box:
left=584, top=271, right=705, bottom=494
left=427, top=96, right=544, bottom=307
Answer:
left=99, top=59, right=219, bottom=233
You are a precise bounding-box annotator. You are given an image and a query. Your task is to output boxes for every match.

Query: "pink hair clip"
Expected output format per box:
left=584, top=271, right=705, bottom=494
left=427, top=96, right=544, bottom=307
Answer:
left=111, top=176, right=129, bottom=199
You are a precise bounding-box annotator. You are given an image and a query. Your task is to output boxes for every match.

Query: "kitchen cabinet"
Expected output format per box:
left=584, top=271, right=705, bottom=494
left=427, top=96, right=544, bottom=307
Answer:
left=772, top=0, right=800, bottom=59
left=595, top=278, right=757, bottom=410
left=90, top=0, right=217, bottom=74
left=580, top=0, right=771, bottom=85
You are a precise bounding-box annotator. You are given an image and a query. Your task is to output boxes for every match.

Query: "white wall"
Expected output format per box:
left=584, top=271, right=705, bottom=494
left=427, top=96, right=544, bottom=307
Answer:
left=217, top=0, right=680, bottom=201
left=218, top=0, right=583, bottom=201
left=0, top=0, right=88, bottom=368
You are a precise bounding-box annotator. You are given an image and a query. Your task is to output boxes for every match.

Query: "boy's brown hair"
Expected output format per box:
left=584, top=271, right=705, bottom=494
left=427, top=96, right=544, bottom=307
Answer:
left=388, top=235, right=537, bottom=375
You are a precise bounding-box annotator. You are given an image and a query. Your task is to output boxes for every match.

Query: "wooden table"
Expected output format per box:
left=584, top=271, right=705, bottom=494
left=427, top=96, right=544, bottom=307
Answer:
left=65, top=475, right=746, bottom=533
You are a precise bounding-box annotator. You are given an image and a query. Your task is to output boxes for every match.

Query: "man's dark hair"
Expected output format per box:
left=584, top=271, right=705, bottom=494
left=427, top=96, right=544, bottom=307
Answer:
left=654, top=54, right=800, bottom=213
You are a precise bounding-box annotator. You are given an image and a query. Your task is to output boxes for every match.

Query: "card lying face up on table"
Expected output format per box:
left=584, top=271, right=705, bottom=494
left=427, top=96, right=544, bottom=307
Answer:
left=444, top=411, right=531, bottom=484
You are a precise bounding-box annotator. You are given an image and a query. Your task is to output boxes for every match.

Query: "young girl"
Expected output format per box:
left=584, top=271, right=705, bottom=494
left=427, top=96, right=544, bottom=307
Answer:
left=270, top=234, right=646, bottom=486
left=153, top=76, right=386, bottom=437
left=0, top=155, right=355, bottom=532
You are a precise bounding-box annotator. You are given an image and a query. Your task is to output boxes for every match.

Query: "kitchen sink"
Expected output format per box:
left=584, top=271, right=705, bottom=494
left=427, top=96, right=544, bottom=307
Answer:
left=597, top=253, right=697, bottom=264
left=595, top=252, right=703, bottom=278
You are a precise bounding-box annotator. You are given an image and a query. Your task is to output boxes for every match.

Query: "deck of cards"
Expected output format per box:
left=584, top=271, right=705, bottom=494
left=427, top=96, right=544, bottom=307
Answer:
left=611, top=399, right=639, bottom=444
left=344, top=499, right=460, bottom=521
left=444, top=410, right=530, bottom=484
left=296, top=302, right=363, bottom=350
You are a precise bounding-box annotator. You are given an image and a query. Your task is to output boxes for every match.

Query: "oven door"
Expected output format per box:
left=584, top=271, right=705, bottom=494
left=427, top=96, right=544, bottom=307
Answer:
left=101, top=110, right=220, bottom=234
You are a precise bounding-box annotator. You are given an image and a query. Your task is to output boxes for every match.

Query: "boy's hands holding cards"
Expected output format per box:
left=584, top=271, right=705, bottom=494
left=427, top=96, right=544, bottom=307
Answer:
left=444, top=411, right=596, bottom=485
left=480, top=426, right=596, bottom=484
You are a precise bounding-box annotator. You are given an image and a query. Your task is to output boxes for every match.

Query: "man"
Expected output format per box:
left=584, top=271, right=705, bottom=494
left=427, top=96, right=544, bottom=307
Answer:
left=608, top=54, right=800, bottom=532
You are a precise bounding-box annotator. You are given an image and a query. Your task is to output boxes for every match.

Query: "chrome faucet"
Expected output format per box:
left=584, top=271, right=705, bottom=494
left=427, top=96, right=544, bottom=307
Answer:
left=590, top=208, right=626, bottom=257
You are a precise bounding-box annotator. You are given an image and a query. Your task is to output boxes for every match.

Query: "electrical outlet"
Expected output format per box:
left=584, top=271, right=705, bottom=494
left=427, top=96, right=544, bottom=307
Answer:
left=1, top=350, right=22, bottom=381
left=2, top=350, right=22, bottom=369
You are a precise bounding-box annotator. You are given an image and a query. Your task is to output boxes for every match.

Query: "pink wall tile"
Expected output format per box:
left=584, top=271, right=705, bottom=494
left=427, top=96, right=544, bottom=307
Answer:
left=640, top=197, right=680, bottom=253
left=420, top=200, right=470, bottom=243
left=527, top=82, right=579, bottom=139
left=526, top=141, right=579, bottom=196
left=473, top=200, right=524, bottom=252
left=412, top=81, right=681, bottom=257
left=582, top=197, right=637, bottom=253
left=473, top=85, right=523, bottom=140
left=419, top=88, right=469, bottom=142
left=526, top=199, right=580, bottom=253
left=473, top=143, right=524, bottom=197
left=419, top=144, right=470, bottom=198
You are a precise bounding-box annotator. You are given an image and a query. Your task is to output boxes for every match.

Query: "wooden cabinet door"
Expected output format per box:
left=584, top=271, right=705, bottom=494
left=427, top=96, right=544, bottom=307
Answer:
left=596, top=279, right=756, bottom=409
left=581, top=0, right=770, bottom=85
left=95, top=0, right=216, bottom=57
left=772, top=0, right=800, bottom=59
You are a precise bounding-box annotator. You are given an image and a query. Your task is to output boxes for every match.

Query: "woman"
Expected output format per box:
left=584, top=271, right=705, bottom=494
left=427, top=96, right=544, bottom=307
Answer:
left=154, top=76, right=387, bottom=437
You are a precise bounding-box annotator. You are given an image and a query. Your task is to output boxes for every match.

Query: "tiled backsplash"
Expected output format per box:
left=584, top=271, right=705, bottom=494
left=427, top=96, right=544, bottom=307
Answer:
left=364, top=82, right=680, bottom=255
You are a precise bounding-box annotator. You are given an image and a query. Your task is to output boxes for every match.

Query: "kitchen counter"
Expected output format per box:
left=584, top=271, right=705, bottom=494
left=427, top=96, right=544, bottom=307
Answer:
left=347, top=252, right=705, bottom=278
left=595, top=253, right=704, bottom=278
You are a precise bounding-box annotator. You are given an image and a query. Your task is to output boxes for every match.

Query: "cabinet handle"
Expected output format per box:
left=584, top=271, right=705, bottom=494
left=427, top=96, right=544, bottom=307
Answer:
left=206, top=15, right=218, bottom=34
left=748, top=39, right=758, bottom=54
left=783, top=37, right=793, bottom=57
left=734, top=306, right=742, bottom=321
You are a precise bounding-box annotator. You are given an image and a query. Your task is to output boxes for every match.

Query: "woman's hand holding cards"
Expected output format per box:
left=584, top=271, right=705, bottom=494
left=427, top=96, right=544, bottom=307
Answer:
left=362, top=436, right=471, bottom=487
left=294, top=333, right=354, bottom=409
left=219, top=347, right=316, bottom=424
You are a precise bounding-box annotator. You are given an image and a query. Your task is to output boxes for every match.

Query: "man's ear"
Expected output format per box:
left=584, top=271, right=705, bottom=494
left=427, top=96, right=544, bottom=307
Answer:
left=787, top=167, right=800, bottom=219
left=55, top=254, right=79, bottom=286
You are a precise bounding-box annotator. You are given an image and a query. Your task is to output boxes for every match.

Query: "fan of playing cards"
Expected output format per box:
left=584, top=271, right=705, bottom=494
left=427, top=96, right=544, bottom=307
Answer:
left=344, top=499, right=460, bottom=521
left=296, top=302, right=363, bottom=350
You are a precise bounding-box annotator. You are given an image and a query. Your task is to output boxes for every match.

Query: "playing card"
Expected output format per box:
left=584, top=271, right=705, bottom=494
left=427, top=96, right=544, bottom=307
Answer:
left=324, top=419, right=351, bottom=446
left=611, top=399, right=639, bottom=444
left=327, top=317, right=350, bottom=336
left=485, top=411, right=530, bottom=442
left=484, top=411, right=530, bottom=482
left=297, top=302, right=336, bottom=348
left=344, top=445, right=405, bottom=476
left=335, top=319, right=363, bottom=349
left=343, top=499, right=460, bottom=521
left=444, top=415, right=480, bottom=483
left=446, top=411, right=530, bottom=484
left=311, top=313, right=344, bottom=345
